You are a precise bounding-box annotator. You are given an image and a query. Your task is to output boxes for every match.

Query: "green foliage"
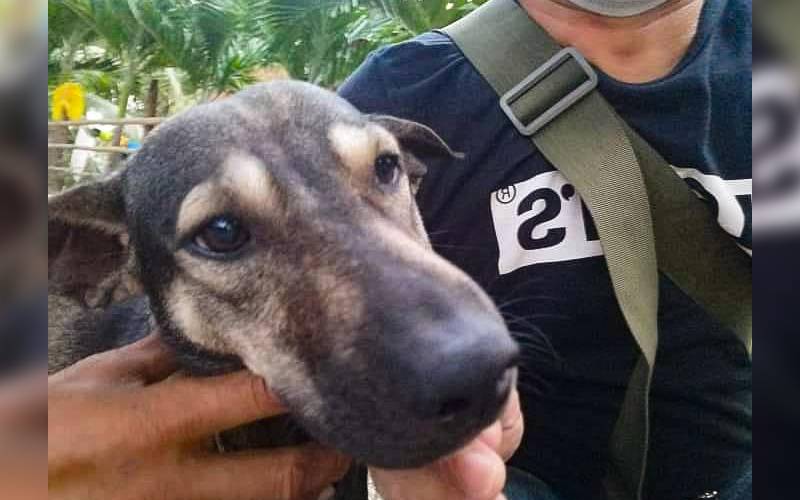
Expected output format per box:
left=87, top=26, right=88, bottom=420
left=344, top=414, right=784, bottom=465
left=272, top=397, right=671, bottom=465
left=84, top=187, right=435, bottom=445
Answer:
left=371, top=0, right=486, bottom=34
left=260, top=0, right=383, bottom=86
left=47, top=0, right=486, bottom=113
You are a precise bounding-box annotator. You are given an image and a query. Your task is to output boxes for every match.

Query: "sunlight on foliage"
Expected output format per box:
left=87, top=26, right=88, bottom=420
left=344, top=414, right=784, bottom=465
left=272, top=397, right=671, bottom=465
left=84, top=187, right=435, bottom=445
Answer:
left=47, top=0, right=485, bottom=191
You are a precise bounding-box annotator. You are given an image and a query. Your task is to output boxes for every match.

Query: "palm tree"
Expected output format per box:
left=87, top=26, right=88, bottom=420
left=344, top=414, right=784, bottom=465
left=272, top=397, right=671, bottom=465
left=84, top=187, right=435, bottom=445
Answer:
left=49, top=0, right=487, bottom=120
left=48, top=0, right=484, bottom=190
left=127, top=0, right=271, bottom=98
left=370, top=0, right=486, bottom=34
left=50, top=0, right=486, bottom=101
left=58, top=1, right=159, bottom=122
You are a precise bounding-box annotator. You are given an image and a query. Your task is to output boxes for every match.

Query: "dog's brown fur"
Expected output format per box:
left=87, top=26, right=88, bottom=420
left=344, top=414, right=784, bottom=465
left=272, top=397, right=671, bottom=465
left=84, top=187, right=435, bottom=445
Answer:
left=48, top=81, right=518, bottom=477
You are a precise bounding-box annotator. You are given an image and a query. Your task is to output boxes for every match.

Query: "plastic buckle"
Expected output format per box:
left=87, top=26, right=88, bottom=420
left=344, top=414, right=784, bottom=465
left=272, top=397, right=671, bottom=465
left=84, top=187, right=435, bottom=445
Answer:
left=499, top=47, right=598, bottom=136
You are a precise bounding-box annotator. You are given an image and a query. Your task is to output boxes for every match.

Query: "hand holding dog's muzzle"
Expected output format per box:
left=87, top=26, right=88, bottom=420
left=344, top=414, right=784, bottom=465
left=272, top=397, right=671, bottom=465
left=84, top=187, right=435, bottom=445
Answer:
left=48, top=333, right=352, bottom=500
left=371, top=388, right=523, bottom=500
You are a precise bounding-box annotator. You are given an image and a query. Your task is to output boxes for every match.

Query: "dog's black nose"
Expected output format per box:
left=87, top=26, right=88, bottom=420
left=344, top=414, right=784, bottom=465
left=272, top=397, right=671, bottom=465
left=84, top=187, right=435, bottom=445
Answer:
left=401, top=314, right=519, bottom=422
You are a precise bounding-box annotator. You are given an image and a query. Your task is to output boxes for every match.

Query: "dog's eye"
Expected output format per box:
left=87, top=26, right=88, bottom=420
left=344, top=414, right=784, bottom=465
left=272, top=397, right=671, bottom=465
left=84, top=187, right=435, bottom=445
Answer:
left=375, top=153, right=400, bottom=186
left=193, top=216, right=250, bottom=255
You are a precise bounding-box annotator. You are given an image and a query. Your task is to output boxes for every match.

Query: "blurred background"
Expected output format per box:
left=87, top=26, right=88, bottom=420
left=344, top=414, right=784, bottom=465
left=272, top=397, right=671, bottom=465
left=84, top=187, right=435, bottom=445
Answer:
left=1, top=2, right=46, bottom=499
left=754, top=1, right=800, bottom=497
left=0, top=0, right=796, bottom=496
left=46, top=0, right=488, bottom=192
left=1, top=0, right=46, bottom=378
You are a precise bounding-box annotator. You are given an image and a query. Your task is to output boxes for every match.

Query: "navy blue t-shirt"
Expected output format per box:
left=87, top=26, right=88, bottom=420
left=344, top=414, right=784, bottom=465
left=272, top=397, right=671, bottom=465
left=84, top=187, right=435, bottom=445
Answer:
left=340, top=0, right=752, bottom=498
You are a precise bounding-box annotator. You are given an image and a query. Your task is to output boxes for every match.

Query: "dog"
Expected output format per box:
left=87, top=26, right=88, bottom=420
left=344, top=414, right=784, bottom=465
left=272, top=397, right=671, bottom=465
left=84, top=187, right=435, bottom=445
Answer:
left=48, top=80, right=519, bottom=496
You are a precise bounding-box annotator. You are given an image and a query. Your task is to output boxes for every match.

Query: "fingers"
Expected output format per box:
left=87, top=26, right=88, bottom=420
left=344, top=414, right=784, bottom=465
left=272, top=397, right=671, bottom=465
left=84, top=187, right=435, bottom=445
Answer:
left=52, top=333, right=177, bottom=386
left=185, top=445, right=351, bottom=500
left=49, top=335, right=288, bottom=446
left=143, top=371, right=288, bottom=443
left=438, top=438, right=507, bottom=500
left=373, top=438, right=506, bottom=500
left=372, top=465, right=455, bottom=500
left=497, top=389, right=523, bottom=461
left=373, top=390, right=523, bottom=500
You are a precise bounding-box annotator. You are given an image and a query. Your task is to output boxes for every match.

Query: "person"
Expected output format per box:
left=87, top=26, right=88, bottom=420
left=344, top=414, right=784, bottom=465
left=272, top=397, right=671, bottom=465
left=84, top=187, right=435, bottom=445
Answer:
left=44, top=333, right=523, bottom=500
left=339, top=0, right=752, bottom=499
left=45, top=334, right=352, bottom=500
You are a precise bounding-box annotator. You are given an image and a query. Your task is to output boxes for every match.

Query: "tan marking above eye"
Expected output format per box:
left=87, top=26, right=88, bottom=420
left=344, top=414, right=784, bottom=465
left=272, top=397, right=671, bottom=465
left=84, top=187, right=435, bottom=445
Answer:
left=328, top=122, right=401, bottom=176
left=176, top=182, right=221, bottom=239
left=372, top=125, right=401, bottom=157
left=176, top=153, right=280, bottom=240
left=219, top=153, right=275, bottom=212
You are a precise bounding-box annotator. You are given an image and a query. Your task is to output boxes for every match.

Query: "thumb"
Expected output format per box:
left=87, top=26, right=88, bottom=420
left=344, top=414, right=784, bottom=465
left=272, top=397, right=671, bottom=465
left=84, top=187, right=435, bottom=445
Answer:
left=140, top=371, right=288, bottom=444
left=439, top=437, right=506, bottom=500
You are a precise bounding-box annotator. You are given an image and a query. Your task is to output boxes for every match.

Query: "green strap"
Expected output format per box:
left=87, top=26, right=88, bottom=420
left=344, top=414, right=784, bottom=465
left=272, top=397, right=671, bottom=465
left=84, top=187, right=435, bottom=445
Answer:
left=759, top=0, right=800, bottom=67
left=443, top=1, right=752, bottom=498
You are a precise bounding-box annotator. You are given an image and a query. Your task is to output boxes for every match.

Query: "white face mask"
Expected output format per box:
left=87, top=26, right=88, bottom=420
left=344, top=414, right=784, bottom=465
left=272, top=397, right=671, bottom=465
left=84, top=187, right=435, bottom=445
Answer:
left=566, top=0, right=671, bottom=17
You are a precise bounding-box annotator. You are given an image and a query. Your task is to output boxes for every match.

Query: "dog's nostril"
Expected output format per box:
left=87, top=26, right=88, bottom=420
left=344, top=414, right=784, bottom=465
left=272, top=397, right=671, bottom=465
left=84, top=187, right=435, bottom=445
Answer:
left=436, top=397, right=472, bottom=419
left=397, top=314, right=519, bottom=422
left=431, top=370, right=514, bottom=421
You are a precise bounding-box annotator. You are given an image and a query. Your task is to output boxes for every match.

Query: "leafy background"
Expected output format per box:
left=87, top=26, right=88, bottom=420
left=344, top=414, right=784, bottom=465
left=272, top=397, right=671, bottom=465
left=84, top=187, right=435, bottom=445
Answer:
left=49, top=0, right=486, bottom=111
left=48, top=0, right=485, bottom=191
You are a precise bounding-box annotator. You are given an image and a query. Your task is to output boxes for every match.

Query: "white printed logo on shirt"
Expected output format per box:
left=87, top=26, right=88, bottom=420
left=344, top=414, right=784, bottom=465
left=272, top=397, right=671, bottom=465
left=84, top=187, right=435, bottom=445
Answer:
left=490, top=171, right=602, bottom=275
left=490, top=169, right=752, bottom=275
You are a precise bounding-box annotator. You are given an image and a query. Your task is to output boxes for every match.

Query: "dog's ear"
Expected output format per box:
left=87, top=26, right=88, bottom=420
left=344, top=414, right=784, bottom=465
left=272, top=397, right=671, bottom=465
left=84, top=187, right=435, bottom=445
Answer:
left=370, top=115, right=463, bottom=194
left=370, top=115, right=464, bottom=161
left=49, top=172, right=126, bottom=234
left=49, top=172, right=140, bottom=309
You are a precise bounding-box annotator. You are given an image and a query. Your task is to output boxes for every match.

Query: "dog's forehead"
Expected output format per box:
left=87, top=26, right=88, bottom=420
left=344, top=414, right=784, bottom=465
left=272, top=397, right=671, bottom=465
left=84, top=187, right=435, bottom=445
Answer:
left=123, top=82, right=399, bottom=241
left=132, top=81, right=381, bottom=175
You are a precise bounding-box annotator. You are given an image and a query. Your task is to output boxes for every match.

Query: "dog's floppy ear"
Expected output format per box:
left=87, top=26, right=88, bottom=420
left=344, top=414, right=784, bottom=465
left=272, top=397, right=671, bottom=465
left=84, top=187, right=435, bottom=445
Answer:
left=49, top=172, right=140, bottom=309
left=370, top=115, right=464, bottom=161
left=49, top=172, right=126, bottom=234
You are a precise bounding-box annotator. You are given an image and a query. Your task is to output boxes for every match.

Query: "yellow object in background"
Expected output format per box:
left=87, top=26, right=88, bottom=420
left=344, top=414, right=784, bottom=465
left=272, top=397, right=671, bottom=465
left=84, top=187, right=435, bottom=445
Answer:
left=52, top=83, right=86, bottom=121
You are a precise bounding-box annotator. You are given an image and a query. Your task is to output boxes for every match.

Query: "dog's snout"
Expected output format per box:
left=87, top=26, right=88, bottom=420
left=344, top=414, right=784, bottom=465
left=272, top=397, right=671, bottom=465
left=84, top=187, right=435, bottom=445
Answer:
left=404, top=315, right=519, bottom=422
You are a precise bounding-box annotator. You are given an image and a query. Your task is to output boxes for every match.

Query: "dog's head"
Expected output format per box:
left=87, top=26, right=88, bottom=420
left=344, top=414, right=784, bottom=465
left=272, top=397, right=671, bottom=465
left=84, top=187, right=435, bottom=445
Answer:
left=48, top=81, right=518, bottom=468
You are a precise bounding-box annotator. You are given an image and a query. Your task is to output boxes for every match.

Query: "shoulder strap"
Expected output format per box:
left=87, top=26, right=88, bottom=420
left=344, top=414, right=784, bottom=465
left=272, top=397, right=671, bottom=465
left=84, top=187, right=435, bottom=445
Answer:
left=442, top=1, right=752, bottom=499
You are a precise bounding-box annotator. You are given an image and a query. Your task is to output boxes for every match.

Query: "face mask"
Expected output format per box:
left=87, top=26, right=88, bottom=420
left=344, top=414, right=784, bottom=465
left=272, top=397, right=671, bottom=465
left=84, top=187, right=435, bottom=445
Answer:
left=566, top=0, right=670, bottom=17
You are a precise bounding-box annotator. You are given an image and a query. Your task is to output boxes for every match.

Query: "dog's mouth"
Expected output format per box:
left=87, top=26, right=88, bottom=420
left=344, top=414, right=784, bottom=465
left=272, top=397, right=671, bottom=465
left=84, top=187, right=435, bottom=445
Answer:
left=241, top=290, right=523, bottom=469
left=276, top=353, right=519, bottom=469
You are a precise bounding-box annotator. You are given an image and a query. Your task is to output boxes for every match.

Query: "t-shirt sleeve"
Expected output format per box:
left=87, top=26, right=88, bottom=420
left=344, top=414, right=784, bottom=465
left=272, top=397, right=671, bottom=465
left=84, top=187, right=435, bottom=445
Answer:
left=339, top=32, right=469, bottom=123
left=339, top=49, right=397, bottom=116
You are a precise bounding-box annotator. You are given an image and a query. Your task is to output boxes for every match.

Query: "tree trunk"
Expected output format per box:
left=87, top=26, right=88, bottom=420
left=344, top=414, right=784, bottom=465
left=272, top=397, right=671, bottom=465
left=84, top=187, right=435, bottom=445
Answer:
left=48, top=126, right=72, bottom=194
left=111, top=33, right=142, bottom=165
left=144, top=78, right=159, bottom=136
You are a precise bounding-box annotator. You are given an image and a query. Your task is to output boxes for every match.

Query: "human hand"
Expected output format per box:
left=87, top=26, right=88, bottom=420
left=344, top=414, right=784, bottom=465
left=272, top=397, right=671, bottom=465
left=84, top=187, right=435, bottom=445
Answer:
left=371, top=388, right=523, bottom=500
left=48, top=334, right=351, bottom=500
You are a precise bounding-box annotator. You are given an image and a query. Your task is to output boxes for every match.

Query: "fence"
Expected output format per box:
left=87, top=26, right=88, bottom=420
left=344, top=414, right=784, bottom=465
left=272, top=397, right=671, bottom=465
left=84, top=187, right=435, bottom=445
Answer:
left=48, top=117, right=167, bottom=192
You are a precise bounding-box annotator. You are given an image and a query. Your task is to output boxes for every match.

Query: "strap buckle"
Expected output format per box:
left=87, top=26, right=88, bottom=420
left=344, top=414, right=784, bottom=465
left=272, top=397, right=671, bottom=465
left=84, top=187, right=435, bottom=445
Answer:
left=499, top=47, right=598, bottom=136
